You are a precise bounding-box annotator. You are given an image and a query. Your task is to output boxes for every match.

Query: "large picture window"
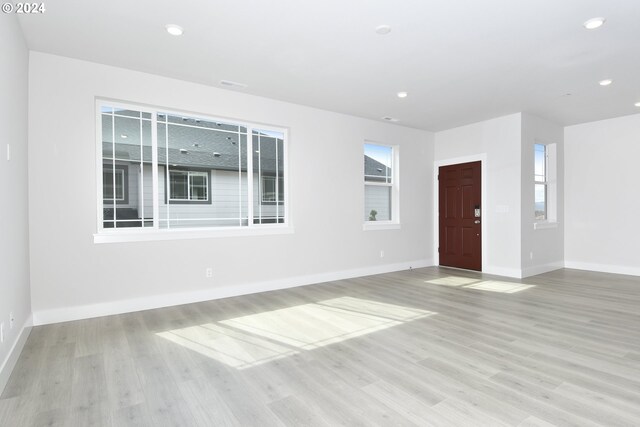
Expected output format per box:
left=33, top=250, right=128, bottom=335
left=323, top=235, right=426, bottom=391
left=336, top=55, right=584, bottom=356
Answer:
left=364, top=142, right=398, bottom=225
left=98, top=102, right=287, bottom=232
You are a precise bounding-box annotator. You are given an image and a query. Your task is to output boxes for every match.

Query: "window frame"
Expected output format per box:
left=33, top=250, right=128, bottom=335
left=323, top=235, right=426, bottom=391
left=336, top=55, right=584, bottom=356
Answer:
left=95, top=99, right=290, bottom=242
left=363, top=141, right=400, bottom=230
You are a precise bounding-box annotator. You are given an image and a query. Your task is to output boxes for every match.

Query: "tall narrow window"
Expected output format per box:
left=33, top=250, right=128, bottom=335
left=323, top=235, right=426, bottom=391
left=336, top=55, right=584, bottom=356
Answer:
left=534, top=143, right=547, bottom=221
left=98, top=102, right=287, bottom=234
left=364, top=143, right=397, bottom=223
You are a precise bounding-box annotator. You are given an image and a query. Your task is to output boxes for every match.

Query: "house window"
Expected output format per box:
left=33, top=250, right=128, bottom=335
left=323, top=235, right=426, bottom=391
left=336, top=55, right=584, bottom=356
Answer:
left=98, top=102, right=287, bottom=232
left=534, top=142, right=557, bottom=223
left=364, top=142, right=398, bottom=224
left=169, top=170, right=209, bottom=202
left=262, top=176, right=284, bottom=203
left=103, top=166, right=127, bottom=203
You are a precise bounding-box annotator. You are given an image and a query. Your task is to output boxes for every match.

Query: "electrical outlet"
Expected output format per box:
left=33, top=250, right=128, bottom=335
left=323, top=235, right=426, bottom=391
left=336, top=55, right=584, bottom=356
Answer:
left=205, top=267, right=213, bottom=278
left=1, top=322, right=4, bottom=343
left=9, top=312, right=14, bottom=329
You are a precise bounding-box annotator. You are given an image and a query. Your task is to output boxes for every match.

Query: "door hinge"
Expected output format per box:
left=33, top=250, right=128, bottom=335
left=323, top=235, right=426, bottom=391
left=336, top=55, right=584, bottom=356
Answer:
left=438, top=247, right=440, bottom=253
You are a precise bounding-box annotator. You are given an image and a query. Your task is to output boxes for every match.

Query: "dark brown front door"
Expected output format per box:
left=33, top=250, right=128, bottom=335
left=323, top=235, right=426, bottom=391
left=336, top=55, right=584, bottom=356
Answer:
left=439, top=161, right=482, bottom=271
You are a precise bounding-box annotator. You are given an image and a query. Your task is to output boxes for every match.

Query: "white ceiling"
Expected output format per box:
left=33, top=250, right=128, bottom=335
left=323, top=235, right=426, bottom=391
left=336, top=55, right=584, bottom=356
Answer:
left=18, top=0, right=640, bottom=131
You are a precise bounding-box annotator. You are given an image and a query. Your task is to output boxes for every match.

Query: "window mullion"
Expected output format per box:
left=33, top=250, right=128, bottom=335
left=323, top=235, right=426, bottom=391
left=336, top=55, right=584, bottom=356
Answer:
left=247, top=126, right=254, bottom=227
left=258, top=133, right=262, bottom=224
left=151, top=112, right=159, bottom=229
left=111, top=112, right=117, bottom=229
left=187, top=172, right=192, bottom=201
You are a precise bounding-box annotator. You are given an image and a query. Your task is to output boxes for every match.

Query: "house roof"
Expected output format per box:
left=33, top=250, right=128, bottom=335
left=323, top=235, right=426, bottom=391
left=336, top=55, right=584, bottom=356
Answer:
left=364, top=155, right=391, bottom=180
left=102, top=113, right=283, bottom=173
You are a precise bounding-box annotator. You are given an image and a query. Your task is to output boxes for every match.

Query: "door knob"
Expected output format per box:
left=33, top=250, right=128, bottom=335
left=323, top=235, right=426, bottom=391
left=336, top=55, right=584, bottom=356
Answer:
left=474, top=220, right=480, bottom=224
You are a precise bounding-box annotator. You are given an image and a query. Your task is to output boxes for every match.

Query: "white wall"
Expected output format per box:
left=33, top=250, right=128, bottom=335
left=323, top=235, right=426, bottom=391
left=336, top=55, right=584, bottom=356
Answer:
left=521, top=113, right=564, bottom=277
left=28, top=52, right=434, bottom=324
left=0, top=14, right=32, bottom=391
left=565, top=113, right=640, bottom=276
left=434, top=114, right=522, bottom=277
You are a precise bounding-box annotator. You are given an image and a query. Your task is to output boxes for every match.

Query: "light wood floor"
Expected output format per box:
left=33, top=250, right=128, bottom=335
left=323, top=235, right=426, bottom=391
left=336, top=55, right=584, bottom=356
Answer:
left=1, top=267, right=639, bottom=426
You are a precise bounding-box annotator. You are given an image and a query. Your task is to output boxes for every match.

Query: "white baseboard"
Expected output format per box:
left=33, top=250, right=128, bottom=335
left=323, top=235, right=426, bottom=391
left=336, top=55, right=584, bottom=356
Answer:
left=32, top=259, right=433, bottom=326
left=0, top=315, right=32, bottom=395
left=564, top=261, right=640, bottom=277
left=483, top=265, right=523, bottom=279
left=521, top=261, right=564, bottom=278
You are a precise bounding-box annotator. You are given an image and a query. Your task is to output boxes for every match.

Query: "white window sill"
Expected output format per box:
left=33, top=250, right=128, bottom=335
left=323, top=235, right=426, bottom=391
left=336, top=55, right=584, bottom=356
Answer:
left=533, top=221, right=558, bottom=230
left=94, top=225, right=294, bottom=243
left=363, top=222, right=401, bottom=231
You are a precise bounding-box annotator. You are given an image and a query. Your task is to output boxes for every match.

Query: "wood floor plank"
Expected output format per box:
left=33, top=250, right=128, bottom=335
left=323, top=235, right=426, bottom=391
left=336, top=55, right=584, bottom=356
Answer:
left=1, top=267, right=639, bottom=426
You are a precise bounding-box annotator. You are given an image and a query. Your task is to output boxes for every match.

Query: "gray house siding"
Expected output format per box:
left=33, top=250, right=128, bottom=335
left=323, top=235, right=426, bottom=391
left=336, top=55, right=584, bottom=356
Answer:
left=364, top=185, right=390, bottom=221
left=118, top=165, right=278, bottom=228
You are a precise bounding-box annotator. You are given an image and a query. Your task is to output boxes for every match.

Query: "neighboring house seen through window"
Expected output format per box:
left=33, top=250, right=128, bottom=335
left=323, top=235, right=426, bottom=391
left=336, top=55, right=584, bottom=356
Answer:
left=98, top=102, right=287, bottom=232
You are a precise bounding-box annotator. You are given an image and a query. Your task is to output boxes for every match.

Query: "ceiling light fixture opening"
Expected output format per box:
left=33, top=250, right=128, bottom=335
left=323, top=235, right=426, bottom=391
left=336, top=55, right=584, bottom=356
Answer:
left=397, top=91, right=408, bottom=98
left=599, top=79, right=613, bottom=86
left=583, top=17, right=605, bottom=30
left=165, top=24, right=184, bottom=36
left=375, top=25, right=391, bottom=35
left=635, top=102, right=640, bottom=107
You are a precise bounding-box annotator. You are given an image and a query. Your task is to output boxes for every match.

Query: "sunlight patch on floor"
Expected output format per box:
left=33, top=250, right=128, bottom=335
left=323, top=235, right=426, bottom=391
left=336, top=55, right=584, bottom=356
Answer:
left=157, top=296, right=435, bottom=369
left=157, top=323, right=299, bottom=369
left=425, top=276, right=535, bottom=293
left=427, top=276, right=479, bottom=286
left=464, top=280, right=534, bottom=293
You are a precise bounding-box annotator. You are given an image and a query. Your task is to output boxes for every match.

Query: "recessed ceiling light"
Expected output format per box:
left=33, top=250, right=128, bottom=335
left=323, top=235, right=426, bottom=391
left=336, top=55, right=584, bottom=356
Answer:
left=397, top=91, right=408, bottom=98
left=165, top=24, right=184, bottom=36
left=375, top=25, right=391, bottom=35
left=599, top=79, right=613, bottom=86
left=635, top=102, right=640, bottom=107
left=120, top=134, right=128, bottom=139
left=583, top=17, right=605, bottom=30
